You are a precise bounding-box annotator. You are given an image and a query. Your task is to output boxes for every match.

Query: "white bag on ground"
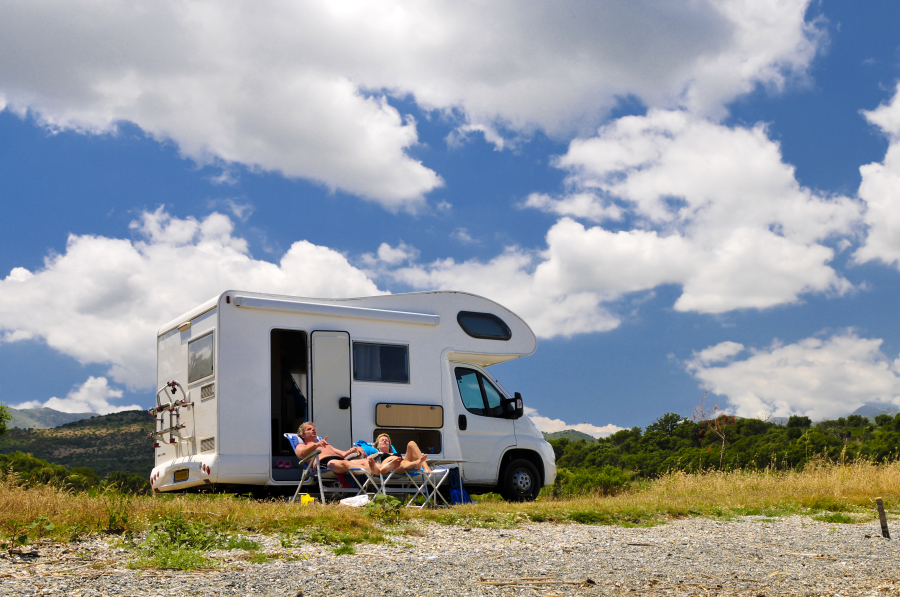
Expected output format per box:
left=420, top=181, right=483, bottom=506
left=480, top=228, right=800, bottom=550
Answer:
left=340, top=494, right=370, bottom=507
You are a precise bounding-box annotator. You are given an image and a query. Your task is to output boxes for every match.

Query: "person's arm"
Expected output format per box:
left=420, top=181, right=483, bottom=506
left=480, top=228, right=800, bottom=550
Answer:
left=334, top=445, right=365, bottom=459
left=295, top=436, right=329, bottom=460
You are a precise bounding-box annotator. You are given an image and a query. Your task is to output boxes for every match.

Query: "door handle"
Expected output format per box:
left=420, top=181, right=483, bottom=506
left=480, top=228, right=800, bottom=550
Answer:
left=338, top=397, right=351, bottom=409
left=458, top=414, right=467, bottom=430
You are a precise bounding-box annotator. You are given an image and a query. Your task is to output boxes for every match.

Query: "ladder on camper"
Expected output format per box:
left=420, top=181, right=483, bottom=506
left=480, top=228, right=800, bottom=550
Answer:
left=149, top=380, right=195, bottom=456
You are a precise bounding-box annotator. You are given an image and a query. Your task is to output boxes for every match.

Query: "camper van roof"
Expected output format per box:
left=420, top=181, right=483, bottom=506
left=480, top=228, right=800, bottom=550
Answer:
left=157, top=290, right=537, bottom=364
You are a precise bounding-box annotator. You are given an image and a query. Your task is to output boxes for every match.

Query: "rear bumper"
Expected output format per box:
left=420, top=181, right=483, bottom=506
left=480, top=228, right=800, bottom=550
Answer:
left=151, top=456, right=217, bottom=492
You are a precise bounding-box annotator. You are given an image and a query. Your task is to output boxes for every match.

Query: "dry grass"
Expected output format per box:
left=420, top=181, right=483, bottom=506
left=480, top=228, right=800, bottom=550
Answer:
left=428, top=458, right=900, bottom=527
left=2, top=459, right=898, bottom=544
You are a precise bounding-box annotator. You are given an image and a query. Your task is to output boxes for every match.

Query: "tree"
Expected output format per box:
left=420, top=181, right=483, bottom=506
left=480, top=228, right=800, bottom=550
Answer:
left=646, top=412, right=686, bottom=436
left=874, top=414, right=893, bottom=427
left=692, top=392, right=735, bottom=470
left=0, top=403, right=11, bottom=437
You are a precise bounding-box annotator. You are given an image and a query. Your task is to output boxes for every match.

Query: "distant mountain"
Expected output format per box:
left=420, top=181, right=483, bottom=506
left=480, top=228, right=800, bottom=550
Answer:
left=850, top=404, right=899, bottom=419
left=0, top=409, right=154, bottom=477
left=543, top=429, right=596, bottom=442
left=7, top=406, right=97, bottom=429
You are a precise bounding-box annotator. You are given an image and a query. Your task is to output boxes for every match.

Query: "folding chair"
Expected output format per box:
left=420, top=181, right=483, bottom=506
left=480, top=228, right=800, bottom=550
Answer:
left=379, top=465, right=451, bottom=508
left=285, top=433, right=382, bottom=504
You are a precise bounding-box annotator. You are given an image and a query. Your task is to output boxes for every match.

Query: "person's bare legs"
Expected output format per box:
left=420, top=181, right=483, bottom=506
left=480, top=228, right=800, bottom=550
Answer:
left=376, top=456, right=402, bottom=475
left=399, top=441, right=431, bottom=472
left=327, top=459, right=380, bottom=476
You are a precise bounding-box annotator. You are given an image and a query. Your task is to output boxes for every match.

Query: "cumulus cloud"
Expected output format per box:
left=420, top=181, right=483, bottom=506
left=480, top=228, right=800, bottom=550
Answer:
left=0, top=0, right=821, bottom=208
left=360, top=242, right=419, bottom=268
left=524, top=406, right=624, bottom=439
left=523, top=192, right=623, bottom=223
left=529, top=110, right=861, bottom=313
left=0, top=208, right=382, bottom=389
left=392, top=247, right=621, bottom=338
left=686, top=332, right=900, bottom=420
left=13, top=376, right=140, bottom=415
left=854, top=83, right=900, bottom=268
left=389, top=110, right=861, bottom=333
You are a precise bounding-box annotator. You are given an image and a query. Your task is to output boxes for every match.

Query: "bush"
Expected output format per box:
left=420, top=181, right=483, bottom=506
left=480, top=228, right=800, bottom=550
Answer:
left=0, top=452, right=150, bottom=495
left=365, top=494, right=402, bottom=524
left=552, top=466, right=630, bottom=497
left=104, top=471, right=151, bottom=495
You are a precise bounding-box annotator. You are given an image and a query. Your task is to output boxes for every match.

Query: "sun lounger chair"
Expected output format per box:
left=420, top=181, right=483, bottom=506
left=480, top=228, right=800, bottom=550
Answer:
left=284, top=433, right=382, bottom=504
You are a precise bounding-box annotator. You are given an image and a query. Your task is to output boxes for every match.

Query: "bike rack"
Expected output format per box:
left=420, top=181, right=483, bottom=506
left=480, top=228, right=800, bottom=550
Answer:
left=149, top=380, right=196, bottom=458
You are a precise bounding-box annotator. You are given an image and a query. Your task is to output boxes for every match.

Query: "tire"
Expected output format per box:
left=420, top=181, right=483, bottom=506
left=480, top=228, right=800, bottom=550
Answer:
left=500, top=459, right=541, bottom=502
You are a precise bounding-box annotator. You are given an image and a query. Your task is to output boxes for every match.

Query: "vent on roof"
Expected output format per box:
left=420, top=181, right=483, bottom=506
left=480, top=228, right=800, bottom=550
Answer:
left=200, top=436, right=215, bottom=453
left=200, top=383, right=215, bottom=401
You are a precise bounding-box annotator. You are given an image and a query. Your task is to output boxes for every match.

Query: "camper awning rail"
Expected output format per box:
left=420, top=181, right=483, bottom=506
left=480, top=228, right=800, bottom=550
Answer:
left=232, top=296, right=440, bottom=326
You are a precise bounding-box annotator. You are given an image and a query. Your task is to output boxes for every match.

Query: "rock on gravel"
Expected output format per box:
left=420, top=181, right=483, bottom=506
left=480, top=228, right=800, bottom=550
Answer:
left=1, top=515, right=898, bottom=596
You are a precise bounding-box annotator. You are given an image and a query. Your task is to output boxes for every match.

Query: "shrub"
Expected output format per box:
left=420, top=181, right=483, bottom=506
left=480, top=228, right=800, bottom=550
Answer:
left=103, top=471, right=151, bottom=495
left=552, top=466, right=630, bottom=497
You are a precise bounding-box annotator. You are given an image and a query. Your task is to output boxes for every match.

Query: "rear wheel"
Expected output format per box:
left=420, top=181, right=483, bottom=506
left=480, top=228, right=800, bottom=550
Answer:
left=500, top=459, right=540, bottom=502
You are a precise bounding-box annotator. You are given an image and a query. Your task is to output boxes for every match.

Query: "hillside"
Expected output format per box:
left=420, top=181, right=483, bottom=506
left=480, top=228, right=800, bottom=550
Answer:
left=0, top=409, right=154, bottom=477
left=543, top=429, right=596, bottom=442
left=8, top=406, right=97, bottom=429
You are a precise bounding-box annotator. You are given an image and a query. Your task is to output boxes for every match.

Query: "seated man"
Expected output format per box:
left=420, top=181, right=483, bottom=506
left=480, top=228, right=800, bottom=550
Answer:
left=293, top=422, right=383, bottom=476
left=366, top=433, right=432, bottom=475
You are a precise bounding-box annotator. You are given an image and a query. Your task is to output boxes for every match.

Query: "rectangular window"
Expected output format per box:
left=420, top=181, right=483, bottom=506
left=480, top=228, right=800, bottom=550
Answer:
left=353, top=342, right=409, bottom=383
left=188, top=332, right=214, bottom=383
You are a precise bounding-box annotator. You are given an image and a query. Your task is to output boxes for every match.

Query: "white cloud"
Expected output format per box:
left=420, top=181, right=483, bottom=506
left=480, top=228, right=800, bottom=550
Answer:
left=450, top=228, right=478, bottom=244
left=523, top=192, right=623, bottom=223
left=853, top=83, right=900, bottom=268
left=1, top=330, right=34, bottom=344
left=360, top=242, right=419, bottom=267
left=389, top=110, right=861, bottom=334
left=392, top=247, right=621, bottom=338
left=13, top=376, right=140, bottom=415
left=206, top=198, right=254, bottom=222
left=686, top=332, right=900, bottom=420
left=524, top=406, right=624, bottom=439
left=0, top=207, right=382, bottom=389
left=530, top=110, right=861, bottom=313
left=0, top=0, right=821, bottom=209
left=690, top=341, right=745, bottom=366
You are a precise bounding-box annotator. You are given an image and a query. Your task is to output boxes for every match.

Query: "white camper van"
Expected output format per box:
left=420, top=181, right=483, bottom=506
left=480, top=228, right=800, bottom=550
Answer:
left=150, top=290, right=556, bottom=501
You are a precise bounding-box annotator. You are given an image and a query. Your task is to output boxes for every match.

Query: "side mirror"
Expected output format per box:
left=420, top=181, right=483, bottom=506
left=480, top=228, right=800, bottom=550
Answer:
left=513, top=392, right=524, bottom=419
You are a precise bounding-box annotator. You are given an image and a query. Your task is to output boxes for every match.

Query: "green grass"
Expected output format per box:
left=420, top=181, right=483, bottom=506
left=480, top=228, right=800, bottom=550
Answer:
left=332, top=543, right=356, bottom=555
left=814, top=512, right=858, bottom=523
left=129, top=548, right=212, bottom=571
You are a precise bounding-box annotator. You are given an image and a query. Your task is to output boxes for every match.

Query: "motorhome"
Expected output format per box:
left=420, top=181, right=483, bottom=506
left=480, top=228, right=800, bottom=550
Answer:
left=150, top=290, right=556, bottom=501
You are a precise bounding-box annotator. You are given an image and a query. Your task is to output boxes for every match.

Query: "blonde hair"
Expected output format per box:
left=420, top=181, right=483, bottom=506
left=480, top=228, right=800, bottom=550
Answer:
left=298, top=421, right=316, bottom=436
left=375, top=433, right=391, bottom=449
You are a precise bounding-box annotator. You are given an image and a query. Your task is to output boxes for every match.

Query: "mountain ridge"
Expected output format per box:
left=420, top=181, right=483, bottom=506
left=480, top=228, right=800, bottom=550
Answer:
left=7, top=406, right=98, bottom=429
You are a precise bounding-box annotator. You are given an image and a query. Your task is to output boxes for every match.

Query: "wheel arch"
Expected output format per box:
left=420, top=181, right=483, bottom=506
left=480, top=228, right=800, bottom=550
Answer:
left=498, top=448, right=545, bottom=487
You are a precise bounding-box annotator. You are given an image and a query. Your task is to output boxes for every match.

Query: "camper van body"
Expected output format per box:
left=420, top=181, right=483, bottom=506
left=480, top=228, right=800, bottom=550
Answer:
left=150, top=290, right=556, bottom=498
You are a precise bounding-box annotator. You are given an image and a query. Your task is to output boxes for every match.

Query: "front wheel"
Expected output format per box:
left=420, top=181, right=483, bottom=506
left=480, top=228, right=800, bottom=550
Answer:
left=500, top=459, right=541, bottom=502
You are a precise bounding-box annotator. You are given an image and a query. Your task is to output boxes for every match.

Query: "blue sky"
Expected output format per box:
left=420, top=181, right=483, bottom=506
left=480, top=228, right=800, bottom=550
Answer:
left=2, top=0, right=900, bottom=436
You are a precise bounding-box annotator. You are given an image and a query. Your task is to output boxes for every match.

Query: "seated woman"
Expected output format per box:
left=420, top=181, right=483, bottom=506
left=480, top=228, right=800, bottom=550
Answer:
left=366, top=433, right=432, bottom=475
left=293, top=422, right=383, bottom=476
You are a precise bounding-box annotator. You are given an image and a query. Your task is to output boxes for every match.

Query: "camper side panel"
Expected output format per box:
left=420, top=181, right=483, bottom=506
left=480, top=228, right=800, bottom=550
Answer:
left=216, top=300, right=272, bottom=484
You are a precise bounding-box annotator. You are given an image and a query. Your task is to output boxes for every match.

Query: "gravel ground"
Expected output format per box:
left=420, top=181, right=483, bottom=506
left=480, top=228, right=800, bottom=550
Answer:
left=1, top=515, right=898, bottom=596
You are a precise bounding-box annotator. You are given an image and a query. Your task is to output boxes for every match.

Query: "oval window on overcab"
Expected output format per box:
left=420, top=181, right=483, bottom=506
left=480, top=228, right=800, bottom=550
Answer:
left=456, top=311, right=511, bottom=341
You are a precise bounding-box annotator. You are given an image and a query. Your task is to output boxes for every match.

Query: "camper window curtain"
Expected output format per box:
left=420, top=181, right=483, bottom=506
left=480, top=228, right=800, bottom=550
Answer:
left=353, top=343, right=408, bottom=383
